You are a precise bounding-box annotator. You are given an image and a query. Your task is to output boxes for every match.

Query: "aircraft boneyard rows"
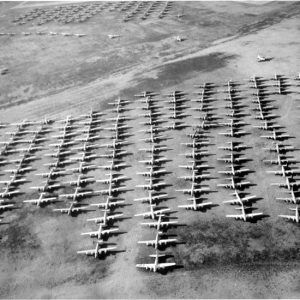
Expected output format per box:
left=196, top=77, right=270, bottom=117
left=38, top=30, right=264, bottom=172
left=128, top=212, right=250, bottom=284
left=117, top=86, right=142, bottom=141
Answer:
left=12, top=1, right=174, bottom=26
left=0, top=74, right=299, bottom=272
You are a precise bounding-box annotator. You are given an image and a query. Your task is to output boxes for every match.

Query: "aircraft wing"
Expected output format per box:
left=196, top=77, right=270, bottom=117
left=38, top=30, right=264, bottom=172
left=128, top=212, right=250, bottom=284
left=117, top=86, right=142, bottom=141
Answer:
left=279, top=215, right=296, bottom=221
left=158, top=238, right=177, bottom=245
left=226, top=214, right=243, bottom=220
left=157, top=262, right=176, bottom=269
left=138, top=240, right=156, bottom=246
left=77, top=249, right=96, bottom=256
left=72, top=206, right=89, bottom=212
left=136, top=263, right=155, bottom=271
left=247, top=212, right=263, bottom=219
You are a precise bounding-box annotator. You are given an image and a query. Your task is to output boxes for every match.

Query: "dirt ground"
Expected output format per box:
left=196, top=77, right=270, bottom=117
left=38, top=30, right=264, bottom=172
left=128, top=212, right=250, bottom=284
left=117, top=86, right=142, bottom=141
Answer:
left=0, top=1, right=299, bottom=299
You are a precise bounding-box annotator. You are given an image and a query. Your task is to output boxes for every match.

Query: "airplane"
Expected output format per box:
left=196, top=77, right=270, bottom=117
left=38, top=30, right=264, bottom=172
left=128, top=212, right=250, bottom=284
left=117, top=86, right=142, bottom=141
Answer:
left=108, top=34, right=120, bottom=39
left=226, top=205, right=263, bottom=221
left=0, top=203, right=14, bottom=211
left=134, top=191, right=168, bottom=205
left=69, top=151, right=101, bottom=162
left=53, top=201, right=90, bottom=216
left=59, top=187, right=94, bottom=201
left=81, top=223, right=119, bottom=239
left=178, top=170, right=210, bottom=181
left=94, top=181, right=127, bottom=197
left=178, top=161, right=209, bottom=171
left=253, top=121, right=280, bottom=131
left=138, top=231, right=177, bottom=249
left=219, top=119, right=245, bottom=127
left=176, top=182, right=209, bottom=196
left=223, top=190, right=257, bottom=205
left=135, top=204, right=171, bottom=220
left=266, top=165, right=300, bottom=177
left=217, top=153, right=247, bottom=164
left=180, top=148, right=209, bottom=159
left=136, top=177, right=166, bottom=190
left=138, top=155, right=167, bottom=166
left=134, top=91, right=158, bottom=98
left=263, top=155, right=296, bottom=166
left=90, top=196, right=125, bottom=210
left=3, top=165, right=33, bottom=175
left=35, top=168, right=69, bottom=179
left=218, top=141, right=246, bottom=152
left=86, top=209, right=124, bottom=225
left=30, top=180, right=63, bottom=192
left=260, top=128, right=290, bottom=140
left=257, top=54, right=270, bottom=62
left=23, top=192, right=58, bottom=206
left=99, top=140, right=127, bottom=149
left=4, top=144, right=44, bottom=154
left=0, top=185, right=20, bottom=198
left=218, top=164, right=250, bottom=176
left=278, top=206, right=299, bottom=223
left=137, top=166, right=167, bottom=177
left=49, top=140, right=77, bottom=149
left=74, top=33, right=86, bottom=37
left=217, top=177, right=251, bottom=189
left=98, top=160, right=127, bottom=170
left=44, top=149, right=73, bottom=159
left=98, top=149, right=128, bottom=159
left=276, top=188, right=299, bottom=204
left=0, top=174, right=27, bottom=186
left=218, top=127, right=246, bottom=137
left=75, top=134, right=102, bottom=143
left=66, top=174, right=97, bottom=187
left=77, top=239, right=117, bottom=258
left=263, top=143, right=294, bottom=154
left=141, top=213, right=178, bottom=230
left=175, top=35, right=184, bottom=42
left=96, top=173, right=127, bottom=184
left=178, top=197, right=213, bottom=211
left=270, top=177, right=300, bottom=191
left=136, top=251, right=176, bottom=272
left=139, top=145, right=168, bottom=153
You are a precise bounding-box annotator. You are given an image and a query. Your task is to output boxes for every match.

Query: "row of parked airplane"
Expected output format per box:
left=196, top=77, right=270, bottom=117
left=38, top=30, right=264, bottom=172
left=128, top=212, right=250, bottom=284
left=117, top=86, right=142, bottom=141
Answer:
left=134, top=91, right=177, bottom=272
left=76, top=99, right=131, bottom=258
left=218, top=80, right=264, bottom=221
left=251, top=76, right=299, bottom=223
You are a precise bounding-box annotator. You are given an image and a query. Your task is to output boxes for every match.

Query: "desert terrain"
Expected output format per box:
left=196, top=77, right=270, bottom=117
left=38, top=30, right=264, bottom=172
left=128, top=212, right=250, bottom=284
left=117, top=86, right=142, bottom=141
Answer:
left=0, top=1, right=299, bottom=299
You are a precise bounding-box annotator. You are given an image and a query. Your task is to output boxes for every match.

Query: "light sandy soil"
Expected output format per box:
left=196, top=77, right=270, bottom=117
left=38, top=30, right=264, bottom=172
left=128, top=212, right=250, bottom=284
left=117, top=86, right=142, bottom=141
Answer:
left=0, top=1, right=299, bottom=299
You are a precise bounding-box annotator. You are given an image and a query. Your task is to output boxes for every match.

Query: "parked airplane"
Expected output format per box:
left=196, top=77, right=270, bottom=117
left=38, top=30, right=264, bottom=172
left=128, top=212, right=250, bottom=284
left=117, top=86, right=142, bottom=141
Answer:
left=53, top=201, right=89, bottom=216
left=108, top=34, right=120, bottom=39
left=178, top=196, right=213, bottom=211
left=77, top=239, right=117, bottom=258
left=217, top=153, right=247, bottom=164
left=134, top=191, right=168, bottom=205
left=267, top=165, right=300, bottom=177
left=279, top=206, right=299, bottom=223
left=30, top=180, right=63, bottom=192
left=178, top=170, right=210, bottom=181
left=137, top=166, right=167, bottom=177
left=138, top=231, right=177, bottom=249
left=271, top=177, right=300, bottom=191
left=176, top=182, right=209, bottom=196
left=0, top=203, right=14, bottom=211
left=98, top=160, right=127, bottom=170
left=218, top=164, right=250, bottom=176
left=261, top=130, right=289, bottom=141
left=136, top=251, right=176, bottom=272
left=223, top=190, right=256, bottom=205
left=66, top=162, right=99, bottom=173
left=135, top=204, right=171, bottom=220
left=0, top=185, right=20, bottom=198
left=226, top=205, right=263, bottom=221
left=136, top=177, right=166, bottom=190
left=23, top=192, right=58, bottom=206
left=97, top=173, right=127, bottom=184
left=218, top=141, right=246, bottom=152
left=81, top=224, right=119, bottom=239
left=276, top=188, right=299, bottom=204
left=90, top=196, right=125, bottom=210
left=218, top=177, right=251, bottom=189
left=59, top=187, right=94, bottom=201
left=86, top=209, right=123, bottom=225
